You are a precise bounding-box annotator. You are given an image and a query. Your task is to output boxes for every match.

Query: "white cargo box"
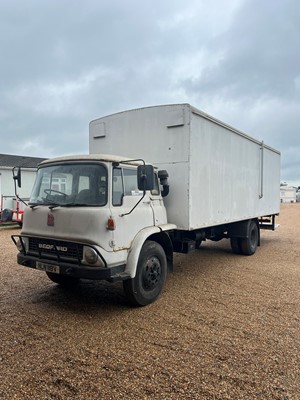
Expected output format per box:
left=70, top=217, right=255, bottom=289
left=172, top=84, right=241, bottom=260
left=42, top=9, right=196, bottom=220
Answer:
left=89, top=104, right=280, bottom=230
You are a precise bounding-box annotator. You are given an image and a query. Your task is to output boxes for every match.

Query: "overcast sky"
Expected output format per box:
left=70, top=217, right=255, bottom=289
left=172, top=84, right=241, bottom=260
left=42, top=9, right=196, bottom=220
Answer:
left=1, top=0, right=299, bottom=184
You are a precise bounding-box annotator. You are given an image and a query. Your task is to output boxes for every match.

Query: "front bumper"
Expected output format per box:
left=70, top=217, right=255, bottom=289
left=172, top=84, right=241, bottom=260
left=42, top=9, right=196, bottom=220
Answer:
left=17, top=253, right=127, bottom=282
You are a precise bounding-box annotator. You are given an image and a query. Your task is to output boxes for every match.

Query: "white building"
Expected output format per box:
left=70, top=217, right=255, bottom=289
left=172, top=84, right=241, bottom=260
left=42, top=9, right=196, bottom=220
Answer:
left=0, top=154, right=46, bottom=211
left=280, top=186, right=297, bottom=203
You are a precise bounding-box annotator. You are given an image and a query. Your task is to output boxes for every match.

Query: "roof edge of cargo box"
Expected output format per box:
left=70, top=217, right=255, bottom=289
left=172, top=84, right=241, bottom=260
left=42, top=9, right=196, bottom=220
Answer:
left=189, top=105, right=280, bottom=155
left=90, top=104, right=280, bottom=156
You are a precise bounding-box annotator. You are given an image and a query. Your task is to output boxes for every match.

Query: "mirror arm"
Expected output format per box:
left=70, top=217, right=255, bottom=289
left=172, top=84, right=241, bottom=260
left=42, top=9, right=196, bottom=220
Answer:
left=120, top=191, right=146, bottom=217
left=12, top=166, right=28, bottom=206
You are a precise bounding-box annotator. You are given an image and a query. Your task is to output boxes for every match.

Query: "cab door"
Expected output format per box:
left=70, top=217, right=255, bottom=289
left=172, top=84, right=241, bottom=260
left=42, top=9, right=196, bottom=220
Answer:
left=109, top=166, right=154, bottom=251
left=149, top=173, right=168, bottom=226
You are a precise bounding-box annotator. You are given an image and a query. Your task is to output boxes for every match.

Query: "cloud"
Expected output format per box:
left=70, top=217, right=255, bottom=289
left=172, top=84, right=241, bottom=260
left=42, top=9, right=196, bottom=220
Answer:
left=0, top=0, right=299, bottom=183
left=178, top=0, right=300, bottom=182
left=183, top=0, right=300, bottom=101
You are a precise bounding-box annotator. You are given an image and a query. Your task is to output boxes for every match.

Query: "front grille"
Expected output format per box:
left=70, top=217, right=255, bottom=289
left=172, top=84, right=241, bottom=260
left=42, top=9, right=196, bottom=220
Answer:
left=28, top=237, right=83, bottom=263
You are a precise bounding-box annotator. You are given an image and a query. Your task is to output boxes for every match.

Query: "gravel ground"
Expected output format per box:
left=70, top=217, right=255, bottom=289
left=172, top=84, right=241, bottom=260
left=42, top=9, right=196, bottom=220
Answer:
left=0, top=204, right=299, bottom=400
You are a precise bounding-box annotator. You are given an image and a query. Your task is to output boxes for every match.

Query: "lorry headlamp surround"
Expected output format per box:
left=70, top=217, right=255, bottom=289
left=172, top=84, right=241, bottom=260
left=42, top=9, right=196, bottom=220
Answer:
left=16, top=238, right=24, bottom=252
left=16, top=236, right=28, bottom=253
left=84, top=247, right=98, bottom=265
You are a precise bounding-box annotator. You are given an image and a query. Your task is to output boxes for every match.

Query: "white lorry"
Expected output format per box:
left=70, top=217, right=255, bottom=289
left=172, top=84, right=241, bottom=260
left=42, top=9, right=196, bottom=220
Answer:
left=12, top=104, right=280, bottom=306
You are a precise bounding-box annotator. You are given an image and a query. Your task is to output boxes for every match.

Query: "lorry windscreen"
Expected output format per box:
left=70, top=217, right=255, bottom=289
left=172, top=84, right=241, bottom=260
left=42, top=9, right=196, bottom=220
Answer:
left=29, top=163, right=108, bottom=207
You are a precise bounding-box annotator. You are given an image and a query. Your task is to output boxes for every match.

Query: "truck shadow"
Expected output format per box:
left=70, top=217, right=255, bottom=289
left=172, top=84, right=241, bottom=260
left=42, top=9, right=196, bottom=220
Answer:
left=28, top=236, right=275, bottom=313
left=30, top=279, right=130, bottom=313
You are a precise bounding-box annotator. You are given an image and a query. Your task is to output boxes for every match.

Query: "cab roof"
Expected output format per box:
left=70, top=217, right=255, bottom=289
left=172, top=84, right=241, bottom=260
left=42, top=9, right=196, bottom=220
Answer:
left=39, top=154, right=151, bottom=167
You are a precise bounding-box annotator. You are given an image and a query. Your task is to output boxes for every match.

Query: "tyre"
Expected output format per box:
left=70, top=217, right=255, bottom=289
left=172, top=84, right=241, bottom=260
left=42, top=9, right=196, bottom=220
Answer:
left=239, top=220, right=259, bottom=255
left=46, top=272, right=80, bottom=286
left=230, top=237, right=242, bottom=254
left=123, top=241, right=167, bottom=306
left=195, top=239, right=202, bottom=249
left=1, top=209, right=13, bottom=222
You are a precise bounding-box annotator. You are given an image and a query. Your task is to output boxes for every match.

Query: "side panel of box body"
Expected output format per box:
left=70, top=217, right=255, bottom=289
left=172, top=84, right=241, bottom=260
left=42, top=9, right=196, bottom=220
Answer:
left=188, top=111, right=280, bottom=229
left=89, top=104, right=192, bottom=229
left=90, top=104, right=280, bottom=231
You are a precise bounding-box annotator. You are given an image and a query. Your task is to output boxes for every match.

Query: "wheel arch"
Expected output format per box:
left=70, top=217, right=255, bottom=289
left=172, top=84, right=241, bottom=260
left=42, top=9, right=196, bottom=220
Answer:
left=125, top=225, right=175, bottom=278
left=147, top=231, right=173, bottom=273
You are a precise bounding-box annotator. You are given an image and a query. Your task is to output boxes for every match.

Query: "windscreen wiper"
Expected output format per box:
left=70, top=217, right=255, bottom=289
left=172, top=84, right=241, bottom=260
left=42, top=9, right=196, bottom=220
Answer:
left=61, top=203, right=89, bottom=207
left=48, top=203, right=61, bottom=210
left=30, top=202, right=93, bottom=209
left=29, top=201, right=59, bottom=209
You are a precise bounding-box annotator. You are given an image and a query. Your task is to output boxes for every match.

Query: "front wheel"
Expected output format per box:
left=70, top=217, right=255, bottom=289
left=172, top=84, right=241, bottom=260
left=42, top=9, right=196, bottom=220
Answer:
left=123, top=241, right=167, bottom=306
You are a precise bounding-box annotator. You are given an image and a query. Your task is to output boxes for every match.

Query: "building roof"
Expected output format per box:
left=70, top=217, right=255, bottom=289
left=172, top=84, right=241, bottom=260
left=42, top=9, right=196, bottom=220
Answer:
left=0, top=154, right=47, bottom=169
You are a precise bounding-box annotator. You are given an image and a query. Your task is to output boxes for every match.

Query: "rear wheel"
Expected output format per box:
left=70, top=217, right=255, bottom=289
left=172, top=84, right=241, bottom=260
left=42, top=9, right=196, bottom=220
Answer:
left=46, top=272, right=80, bottom=286
left=123, top=241, right=167, bottom=306
left=240, top=220, right=259, bottom=255
left=195, top=239, right=202, bottom=249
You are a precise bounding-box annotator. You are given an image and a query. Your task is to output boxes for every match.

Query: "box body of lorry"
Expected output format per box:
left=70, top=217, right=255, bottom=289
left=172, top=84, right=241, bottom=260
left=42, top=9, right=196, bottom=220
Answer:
left=90, top=104, right=280, bottom=230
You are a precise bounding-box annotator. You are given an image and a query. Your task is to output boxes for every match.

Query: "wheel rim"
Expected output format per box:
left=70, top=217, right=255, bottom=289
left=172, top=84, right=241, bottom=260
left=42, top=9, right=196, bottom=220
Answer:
left=142, top=256, right=161, bottom=291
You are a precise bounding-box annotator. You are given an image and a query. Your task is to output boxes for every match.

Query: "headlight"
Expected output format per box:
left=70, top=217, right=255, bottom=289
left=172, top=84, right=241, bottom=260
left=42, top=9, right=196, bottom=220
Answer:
left=16, top=237, right=28, bottom=253
left=16, top=238, right=23, bottom=252
left=84, top=247, right=98, bottom=265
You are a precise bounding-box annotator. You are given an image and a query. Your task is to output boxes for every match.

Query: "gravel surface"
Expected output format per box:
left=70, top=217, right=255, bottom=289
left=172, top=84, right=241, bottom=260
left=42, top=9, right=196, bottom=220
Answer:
left=0, top=204, right=299, bottom=399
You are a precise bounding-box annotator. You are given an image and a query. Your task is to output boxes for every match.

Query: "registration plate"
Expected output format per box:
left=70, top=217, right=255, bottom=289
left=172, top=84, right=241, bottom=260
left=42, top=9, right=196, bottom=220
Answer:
left=36, top=261, right=60, bottom=274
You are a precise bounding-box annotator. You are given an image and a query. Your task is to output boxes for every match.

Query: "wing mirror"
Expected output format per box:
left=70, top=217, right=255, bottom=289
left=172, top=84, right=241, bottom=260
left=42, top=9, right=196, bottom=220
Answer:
left=137, top=164, right=155, bottom=191
left=13, top=166, right=22, bottom=188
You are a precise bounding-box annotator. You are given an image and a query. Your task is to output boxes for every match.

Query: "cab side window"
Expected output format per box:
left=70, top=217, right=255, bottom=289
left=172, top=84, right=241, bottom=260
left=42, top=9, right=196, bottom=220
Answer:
left=112, top=168, right=123, bottom=206
left=123, top=169, right=140, bottom=195
left=112, top=167, right=141, bottom=206
left=151, top=173, right=160, bottom=196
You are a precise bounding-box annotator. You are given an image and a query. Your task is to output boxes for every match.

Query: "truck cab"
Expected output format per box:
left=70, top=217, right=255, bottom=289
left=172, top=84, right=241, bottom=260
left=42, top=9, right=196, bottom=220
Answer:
left=12, top=154, right=174, bottom=306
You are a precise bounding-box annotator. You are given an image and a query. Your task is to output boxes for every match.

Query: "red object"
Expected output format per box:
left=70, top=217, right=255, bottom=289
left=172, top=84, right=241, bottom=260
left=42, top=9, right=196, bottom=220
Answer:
left=107, top=217, right=116, bottom=231
left=0, top=197, right=24, bottom=226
